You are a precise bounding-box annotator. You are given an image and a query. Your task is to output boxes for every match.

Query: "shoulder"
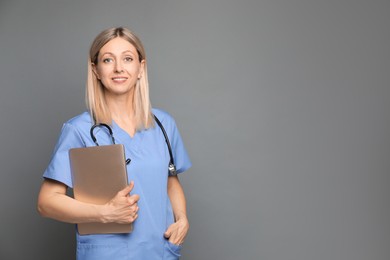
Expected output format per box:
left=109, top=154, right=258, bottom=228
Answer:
left=52, top=112, right=93, bottom=146
left=65, top=111, right=93, bottom=129
left=152, top=108, right=176, bottom=125
left=59, top=111, right=93, bottom=138
left=151, top=108, right=180, bottom=137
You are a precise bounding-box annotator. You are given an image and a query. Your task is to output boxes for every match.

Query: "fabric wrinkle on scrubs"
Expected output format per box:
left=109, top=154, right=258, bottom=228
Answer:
left=43, top=108, right=191, bottom=260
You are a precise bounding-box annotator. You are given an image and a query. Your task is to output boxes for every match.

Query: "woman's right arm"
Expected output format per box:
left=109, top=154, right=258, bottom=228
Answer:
left=37, top=179, right=139, bottom=224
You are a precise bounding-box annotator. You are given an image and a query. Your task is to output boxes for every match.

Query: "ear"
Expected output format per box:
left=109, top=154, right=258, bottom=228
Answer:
left=138, top=60, right=146, bottom=79
left=91, top=63, right=101, bottom=80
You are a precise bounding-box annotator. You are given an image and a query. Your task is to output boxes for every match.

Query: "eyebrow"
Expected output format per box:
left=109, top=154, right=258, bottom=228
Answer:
left=100, top=50, right=136, bottom=56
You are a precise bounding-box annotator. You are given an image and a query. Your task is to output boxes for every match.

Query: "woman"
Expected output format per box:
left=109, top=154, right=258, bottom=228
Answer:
left=37, top=27, right=191, bottom=260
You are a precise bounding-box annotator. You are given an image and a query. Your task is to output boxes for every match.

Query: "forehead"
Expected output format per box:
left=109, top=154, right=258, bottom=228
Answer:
left=99, top=37, right=138, bottom=56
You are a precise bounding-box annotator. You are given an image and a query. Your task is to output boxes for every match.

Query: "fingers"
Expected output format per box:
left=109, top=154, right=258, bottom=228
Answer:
left=127, top=194, right=140, bottom=205
left=130, top=213, right=138, bottom=223
left=118, top=181, right=134, bottom=197
left=110, top=202, right=139, bottom=224
left=103, top=181, right=140, bottom=224
left=164, top=223, right=181, bottom=243
left=165, top=220, right=189, bottom=245
left=117, top=212, right=138, bottom=224
left=167, top=228, right=181, bottom=245
left=128, top=204, right=139, bottom=216
left=117, top=203, right=139, bottom=224
left=123, top=204, right=139, bottom=224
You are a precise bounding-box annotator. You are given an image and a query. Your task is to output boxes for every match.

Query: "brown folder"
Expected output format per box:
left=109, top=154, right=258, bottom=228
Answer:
left=69, top=144, right=132, bottom=235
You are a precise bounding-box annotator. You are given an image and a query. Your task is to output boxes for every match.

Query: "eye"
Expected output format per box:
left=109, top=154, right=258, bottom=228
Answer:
left=124, top=56, right=133, bottom=62
left=103, top=58, right=113, bottom=63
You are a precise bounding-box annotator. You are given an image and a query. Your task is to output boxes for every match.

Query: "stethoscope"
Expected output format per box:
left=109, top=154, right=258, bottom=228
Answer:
left=90, top=115, right=177, bottom=176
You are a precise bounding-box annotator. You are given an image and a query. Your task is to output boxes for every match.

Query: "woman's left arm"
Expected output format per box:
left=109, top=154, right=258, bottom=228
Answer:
left=164, top=175, right=189, bottom=245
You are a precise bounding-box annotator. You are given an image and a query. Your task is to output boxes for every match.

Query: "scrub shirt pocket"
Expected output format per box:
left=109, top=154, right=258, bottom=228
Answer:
left=163, top=240, right=182, bottom=259
left=77, top=242, right=128, bottom=260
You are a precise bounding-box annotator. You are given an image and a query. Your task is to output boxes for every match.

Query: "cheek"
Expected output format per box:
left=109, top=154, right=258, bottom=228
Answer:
left=134, top=66, right=143, bottom=76
left=97, top=67, right=111, bottom=79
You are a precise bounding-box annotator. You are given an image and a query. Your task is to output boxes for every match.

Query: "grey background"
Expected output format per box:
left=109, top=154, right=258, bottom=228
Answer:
left=0, top=0, right=389, bottom=259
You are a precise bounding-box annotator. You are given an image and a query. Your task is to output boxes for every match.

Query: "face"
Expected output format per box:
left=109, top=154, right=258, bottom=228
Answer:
left=93, top=37, right=145, bottom=97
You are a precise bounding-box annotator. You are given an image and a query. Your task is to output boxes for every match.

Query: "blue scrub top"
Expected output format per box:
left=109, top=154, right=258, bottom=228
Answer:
left=43, top=108, right=191, bottom=260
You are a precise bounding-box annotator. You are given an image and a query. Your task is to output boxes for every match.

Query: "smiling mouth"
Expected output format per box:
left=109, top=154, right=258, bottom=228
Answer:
left=112, top=77, right=128, bottom=82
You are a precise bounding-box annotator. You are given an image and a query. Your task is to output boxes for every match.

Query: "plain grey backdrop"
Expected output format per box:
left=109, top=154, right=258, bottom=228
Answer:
left=0, top=0, right=389, bottom=259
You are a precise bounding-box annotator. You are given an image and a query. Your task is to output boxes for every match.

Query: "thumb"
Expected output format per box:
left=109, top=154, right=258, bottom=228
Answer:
left=118, top=181, right=134, bottom=196
left=164, top=226, right=172, bottom=239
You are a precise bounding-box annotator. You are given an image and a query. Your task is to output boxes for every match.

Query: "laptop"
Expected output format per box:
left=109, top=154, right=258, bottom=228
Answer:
left=69, top=144, right=132, bottom=235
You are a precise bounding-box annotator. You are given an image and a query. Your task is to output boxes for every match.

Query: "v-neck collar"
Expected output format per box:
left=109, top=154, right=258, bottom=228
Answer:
left=111, top=121, right=145, bottom=152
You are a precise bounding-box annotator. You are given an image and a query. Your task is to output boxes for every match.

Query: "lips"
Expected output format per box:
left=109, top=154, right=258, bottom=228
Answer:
left=112, top=77, right=128, bottom=83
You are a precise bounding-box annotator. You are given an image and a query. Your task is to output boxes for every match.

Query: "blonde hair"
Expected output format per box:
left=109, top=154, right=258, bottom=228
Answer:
left=86, top=27, right=154, bottom=130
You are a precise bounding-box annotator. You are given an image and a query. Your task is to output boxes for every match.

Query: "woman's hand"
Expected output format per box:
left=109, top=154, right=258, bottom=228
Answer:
left=100, top=181, right=140, bottom=224
left=164, top=216, right=189, bottom=245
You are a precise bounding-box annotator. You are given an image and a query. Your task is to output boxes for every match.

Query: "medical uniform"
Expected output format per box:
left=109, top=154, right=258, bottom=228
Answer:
left=43, top=108, right=191, bottom=260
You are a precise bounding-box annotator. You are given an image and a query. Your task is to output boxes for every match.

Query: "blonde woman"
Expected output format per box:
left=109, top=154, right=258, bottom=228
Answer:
left=37, top=27, right=191, bottom=260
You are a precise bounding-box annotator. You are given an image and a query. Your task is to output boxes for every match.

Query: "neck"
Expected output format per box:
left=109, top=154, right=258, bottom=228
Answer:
left=104, top=89, right=137, bottom=137
left=105, top=88, right=135, bottom=119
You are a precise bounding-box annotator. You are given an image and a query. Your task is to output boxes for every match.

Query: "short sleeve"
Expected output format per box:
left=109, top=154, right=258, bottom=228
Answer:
left=170, top=119, right=192, bottom=174
left=43, top=123, right=85, bottom=188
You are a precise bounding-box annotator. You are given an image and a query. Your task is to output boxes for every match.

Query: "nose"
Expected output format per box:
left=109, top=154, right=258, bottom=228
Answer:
left=115, top=60, right=124, bottom=73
